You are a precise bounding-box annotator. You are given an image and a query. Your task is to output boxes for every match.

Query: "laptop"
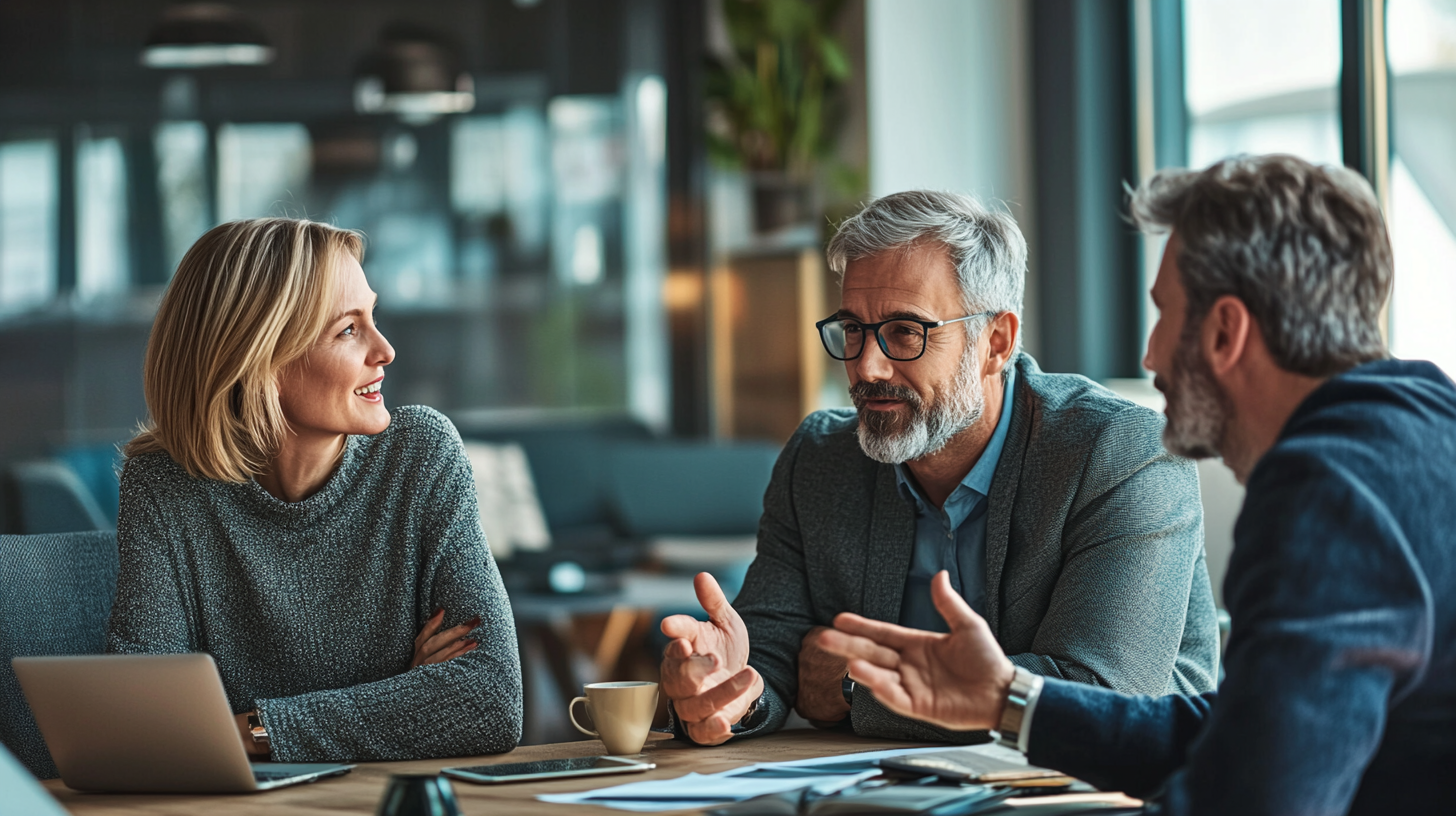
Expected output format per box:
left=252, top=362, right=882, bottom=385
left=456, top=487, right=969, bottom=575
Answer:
left=12, top=653, right=354, bottom=793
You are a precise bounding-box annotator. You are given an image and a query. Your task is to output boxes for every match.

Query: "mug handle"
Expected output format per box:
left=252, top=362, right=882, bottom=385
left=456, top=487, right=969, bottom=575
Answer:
left=569, top=696, right=598, bottom=737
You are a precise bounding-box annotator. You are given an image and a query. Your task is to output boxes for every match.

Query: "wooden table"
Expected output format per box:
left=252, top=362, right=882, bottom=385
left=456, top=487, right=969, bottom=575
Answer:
left=43, top=729, right=933, bottom=815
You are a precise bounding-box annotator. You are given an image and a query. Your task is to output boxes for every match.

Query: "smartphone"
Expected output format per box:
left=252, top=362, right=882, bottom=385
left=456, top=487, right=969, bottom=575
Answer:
left=441, top=756, right=656, bottom=784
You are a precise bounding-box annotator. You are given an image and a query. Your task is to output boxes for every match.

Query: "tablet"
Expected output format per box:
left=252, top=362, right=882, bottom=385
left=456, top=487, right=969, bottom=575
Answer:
left=442, top=756, right=655, bottom=784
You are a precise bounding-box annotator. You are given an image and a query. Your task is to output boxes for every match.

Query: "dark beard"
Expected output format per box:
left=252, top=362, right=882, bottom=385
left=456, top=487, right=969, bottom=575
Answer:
left=1159, top=327, right=1231, bottom=460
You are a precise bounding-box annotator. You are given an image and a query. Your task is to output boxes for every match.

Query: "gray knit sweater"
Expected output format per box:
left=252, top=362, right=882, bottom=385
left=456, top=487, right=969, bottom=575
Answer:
left=107, top=405, right=522, bottom=762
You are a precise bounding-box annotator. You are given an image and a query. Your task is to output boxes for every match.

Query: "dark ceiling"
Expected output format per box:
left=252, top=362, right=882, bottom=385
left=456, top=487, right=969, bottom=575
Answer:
left=0, top=0, right=641, bottom=123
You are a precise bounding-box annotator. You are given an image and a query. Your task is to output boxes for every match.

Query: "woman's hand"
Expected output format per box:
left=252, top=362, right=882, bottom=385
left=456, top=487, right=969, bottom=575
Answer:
left=411, top=608, right=481, bottom=668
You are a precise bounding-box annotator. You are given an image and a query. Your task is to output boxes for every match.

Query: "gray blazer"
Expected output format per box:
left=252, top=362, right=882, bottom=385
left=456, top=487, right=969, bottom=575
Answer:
left=734, top=354, right=1220, bottom=742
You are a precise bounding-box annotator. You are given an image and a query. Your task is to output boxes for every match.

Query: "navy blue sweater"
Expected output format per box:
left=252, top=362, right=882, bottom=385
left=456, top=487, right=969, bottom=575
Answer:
left=1026, top=359, right=1456, bottom=815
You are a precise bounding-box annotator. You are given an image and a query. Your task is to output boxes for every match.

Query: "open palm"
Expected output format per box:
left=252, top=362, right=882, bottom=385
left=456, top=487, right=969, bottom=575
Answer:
left=659, top=572, right=762, bottom=744
left=660, top=573, right=750, bottom=691
left=818, top=570, right=1014, bottom=732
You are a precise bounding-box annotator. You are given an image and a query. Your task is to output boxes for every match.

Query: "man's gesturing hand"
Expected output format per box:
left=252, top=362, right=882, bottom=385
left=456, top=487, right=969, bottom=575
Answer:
left=659, top=572, right=764, bottom=746
left=816, top=570, right=1015, bottom=732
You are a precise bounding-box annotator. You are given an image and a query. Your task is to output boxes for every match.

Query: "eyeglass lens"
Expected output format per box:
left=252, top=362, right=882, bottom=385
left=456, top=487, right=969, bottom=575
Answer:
left=822, top=320, right=927, bottom=361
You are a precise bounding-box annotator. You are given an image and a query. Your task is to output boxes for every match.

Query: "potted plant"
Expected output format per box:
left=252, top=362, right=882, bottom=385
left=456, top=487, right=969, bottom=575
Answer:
left=705, top=0, right=853, bottom=237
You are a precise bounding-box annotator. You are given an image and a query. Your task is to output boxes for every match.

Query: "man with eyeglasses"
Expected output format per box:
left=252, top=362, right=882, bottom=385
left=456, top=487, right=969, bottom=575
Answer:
left=660, top=190, right=1218, bottom=746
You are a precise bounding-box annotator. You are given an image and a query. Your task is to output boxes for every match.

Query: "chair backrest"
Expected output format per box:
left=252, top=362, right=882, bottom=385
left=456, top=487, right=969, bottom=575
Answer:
left=606, top=442, right=781, bottom=537
left=3, top=461, right=112, bottom=535
left=55, top=444, right=124, bottom=525
left=0, top=531, right=119, bottom=778
left=457, top=414, right=656, bottom=536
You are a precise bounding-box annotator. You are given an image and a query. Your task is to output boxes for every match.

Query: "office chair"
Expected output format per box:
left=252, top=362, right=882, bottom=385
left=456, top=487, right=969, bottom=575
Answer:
left=0, top=531, right=119, bottom=778
left=2, top=461, right=112, bottom=535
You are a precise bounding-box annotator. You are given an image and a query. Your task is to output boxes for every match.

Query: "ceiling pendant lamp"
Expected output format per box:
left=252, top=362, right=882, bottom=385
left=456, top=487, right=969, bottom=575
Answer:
left=354, top=23, right=475, bottom=122
left=141, top=2, right=275, bottom=69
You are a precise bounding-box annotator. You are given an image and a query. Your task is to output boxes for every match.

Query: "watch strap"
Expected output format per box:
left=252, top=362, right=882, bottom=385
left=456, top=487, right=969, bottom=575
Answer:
left=246, top=709, right=270, bottom=749
left=995, top=666, right=1043, bottom=753
left=731, top=690, right=769, bottom=733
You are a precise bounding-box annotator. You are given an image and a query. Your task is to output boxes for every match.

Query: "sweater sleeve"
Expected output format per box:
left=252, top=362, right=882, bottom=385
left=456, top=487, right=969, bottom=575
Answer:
left=253, top=442, right=524, bottom=762
left=107, top=461, right=195, bottom=656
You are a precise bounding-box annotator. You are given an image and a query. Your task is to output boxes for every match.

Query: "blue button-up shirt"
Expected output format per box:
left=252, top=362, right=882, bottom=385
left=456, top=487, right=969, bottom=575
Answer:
left=895, top=367, right=1017, bottom=632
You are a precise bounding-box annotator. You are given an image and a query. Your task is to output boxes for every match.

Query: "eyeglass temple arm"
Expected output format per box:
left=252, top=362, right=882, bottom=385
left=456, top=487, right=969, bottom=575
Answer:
left=932, top=310, right=998, bottom=328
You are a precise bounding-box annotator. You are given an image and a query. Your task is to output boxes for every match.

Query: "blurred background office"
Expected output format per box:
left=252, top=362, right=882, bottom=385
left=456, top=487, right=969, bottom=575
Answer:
left=0, top=0, right=1450, bottom=742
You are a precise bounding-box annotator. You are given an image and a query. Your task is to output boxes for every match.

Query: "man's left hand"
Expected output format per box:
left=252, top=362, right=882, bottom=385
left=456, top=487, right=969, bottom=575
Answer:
left=794, top=625, right=850, bottom=723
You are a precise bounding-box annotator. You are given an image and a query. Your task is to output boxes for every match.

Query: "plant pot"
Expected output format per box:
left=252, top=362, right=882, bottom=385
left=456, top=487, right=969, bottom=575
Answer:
left=750, top=173, right=817, bottom=236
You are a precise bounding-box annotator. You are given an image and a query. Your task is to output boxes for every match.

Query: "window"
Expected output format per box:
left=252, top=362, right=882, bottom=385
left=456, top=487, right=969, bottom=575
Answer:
left=155, top=121, right=211, bottom=277
left=1184, top=0, right=1343, bottom=169
left=76, top=132, right=131, bottom=301
left=215, top=123, right=311, bottom=222
left=1387, top=0, right=1456, bottom=374
left=0, top=139, right=58, bottom=314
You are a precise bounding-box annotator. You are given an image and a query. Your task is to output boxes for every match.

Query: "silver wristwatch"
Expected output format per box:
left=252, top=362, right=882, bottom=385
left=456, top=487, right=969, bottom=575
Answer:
left=995, top=666, right=1043, bottom=753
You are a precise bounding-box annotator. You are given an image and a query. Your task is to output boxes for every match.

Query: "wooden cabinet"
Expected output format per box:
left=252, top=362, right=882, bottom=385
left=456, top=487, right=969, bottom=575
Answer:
left=710, top=248, right=837, bottom=443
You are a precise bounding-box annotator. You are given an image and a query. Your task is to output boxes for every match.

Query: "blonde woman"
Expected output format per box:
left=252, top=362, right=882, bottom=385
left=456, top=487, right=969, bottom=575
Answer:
left=108, top=218, right=521, bottom=762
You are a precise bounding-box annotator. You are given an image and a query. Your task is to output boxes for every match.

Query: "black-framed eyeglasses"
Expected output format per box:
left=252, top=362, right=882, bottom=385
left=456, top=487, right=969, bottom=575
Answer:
left=815, top=311, right=997, bottom=361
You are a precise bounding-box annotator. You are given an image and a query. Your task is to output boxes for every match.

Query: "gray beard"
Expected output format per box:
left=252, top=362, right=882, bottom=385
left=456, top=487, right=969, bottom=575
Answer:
left=854, top=351, right=985, bottom=464
left=1160, top=328, right=1230, bottom=460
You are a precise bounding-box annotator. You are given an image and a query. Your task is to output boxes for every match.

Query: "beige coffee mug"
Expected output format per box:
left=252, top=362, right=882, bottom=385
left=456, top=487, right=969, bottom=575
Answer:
left=569, top=681, right=659, bottom=755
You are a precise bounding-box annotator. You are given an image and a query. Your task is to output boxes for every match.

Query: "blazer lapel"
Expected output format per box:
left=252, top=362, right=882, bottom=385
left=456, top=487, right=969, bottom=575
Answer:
left=984, top=356, right=1034, bottom=635
left=860, top=463, right=916, bottom=624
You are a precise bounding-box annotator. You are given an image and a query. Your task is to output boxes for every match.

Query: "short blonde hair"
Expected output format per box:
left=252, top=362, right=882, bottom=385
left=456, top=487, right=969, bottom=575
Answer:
left=126, top=218, right=365, bottom=482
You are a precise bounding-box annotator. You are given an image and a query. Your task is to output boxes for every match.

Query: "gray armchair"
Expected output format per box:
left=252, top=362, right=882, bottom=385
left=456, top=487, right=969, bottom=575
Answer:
left=0, top=531, right=118, bottom=778
left=606, top=443, right=780, bottom=538
left=2, top=461, right=112, bottom=535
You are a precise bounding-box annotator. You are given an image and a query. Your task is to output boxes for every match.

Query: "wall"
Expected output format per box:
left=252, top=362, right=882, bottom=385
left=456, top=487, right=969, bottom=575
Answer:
left=864, top=0, right=1038, bottom=356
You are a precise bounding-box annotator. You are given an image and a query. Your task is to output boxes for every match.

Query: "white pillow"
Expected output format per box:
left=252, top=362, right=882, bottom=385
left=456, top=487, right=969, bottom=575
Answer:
left=461, top=442, right=552, bottom=560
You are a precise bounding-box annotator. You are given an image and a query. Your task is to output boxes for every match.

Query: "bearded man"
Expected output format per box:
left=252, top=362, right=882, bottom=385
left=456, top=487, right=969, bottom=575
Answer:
left=817, top=157, right=1456, bottom=815
left=659, top=190, right=1219, bottom=746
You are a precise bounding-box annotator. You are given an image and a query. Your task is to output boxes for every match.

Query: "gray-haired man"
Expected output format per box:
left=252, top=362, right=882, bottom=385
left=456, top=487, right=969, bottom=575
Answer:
left=659, top=191, right=1220, bottom=745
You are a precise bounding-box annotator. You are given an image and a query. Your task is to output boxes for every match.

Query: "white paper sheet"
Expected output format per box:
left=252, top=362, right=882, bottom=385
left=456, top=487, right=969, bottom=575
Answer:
left=536, top=745, right=953, bottom=812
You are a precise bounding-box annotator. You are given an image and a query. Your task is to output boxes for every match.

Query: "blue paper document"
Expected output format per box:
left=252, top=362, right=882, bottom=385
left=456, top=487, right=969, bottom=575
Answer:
left=536, top=745, right=981, bottom=812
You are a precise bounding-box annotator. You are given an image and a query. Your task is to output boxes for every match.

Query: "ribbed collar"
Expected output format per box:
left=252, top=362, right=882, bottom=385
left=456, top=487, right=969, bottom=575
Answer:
left=236, top=434, right=366, bottom=529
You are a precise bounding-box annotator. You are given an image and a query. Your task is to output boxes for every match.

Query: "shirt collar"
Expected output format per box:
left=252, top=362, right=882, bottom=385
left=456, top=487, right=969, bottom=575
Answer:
left=895, top=365, right=1018, bottom=524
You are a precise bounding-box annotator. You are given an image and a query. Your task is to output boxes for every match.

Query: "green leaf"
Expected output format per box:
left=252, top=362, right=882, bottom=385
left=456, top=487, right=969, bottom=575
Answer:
left=818, top=37, right=850, bottom=80
left=707, top=0, right=851, bottom=174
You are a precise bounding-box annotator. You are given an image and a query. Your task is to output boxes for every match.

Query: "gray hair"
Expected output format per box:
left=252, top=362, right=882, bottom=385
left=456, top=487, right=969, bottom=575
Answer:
left=1129, top=154, right=1391, bottom=378
left=827, top=190, right=1028, bottom=345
